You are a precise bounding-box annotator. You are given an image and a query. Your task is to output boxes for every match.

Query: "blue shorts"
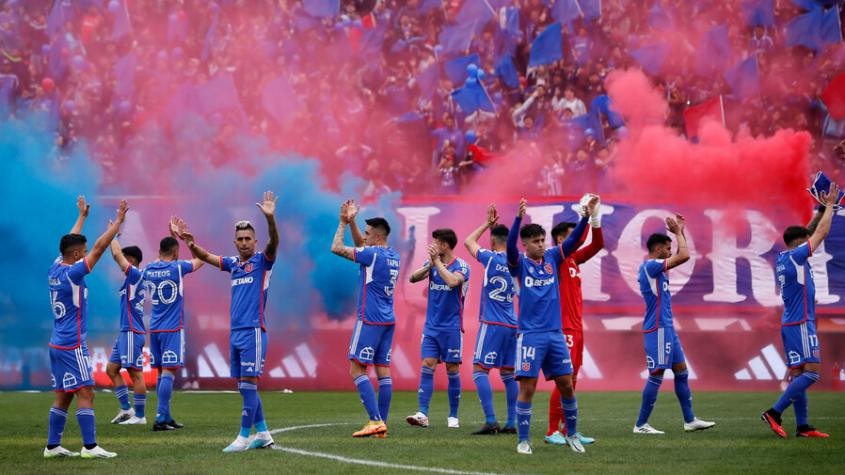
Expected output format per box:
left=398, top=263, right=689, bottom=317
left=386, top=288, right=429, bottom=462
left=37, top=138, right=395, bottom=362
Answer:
left=348, top=320, right=394, bottom=366
left=515, top=331, right=573, bottom=380
left=150, top=330, right=184, bottom=369
left=49, top=345, right=93, bottom=392
left=421, top=328, right=463, bottom=363
left=782, top=321, right=821, bottom=367
left=472, top=323, right=517, bottom=369
left=644, top=326, right=686, bottom=372
left=231, top=328, right=268, bottom=379
left=109, top=331, right=145, bottom=370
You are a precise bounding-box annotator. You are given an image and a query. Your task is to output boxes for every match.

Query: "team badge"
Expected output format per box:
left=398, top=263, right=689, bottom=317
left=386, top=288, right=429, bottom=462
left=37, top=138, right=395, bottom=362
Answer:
left=521, top=362, right=531, bottom=372
left=243, top=263, right=254, bottom=273
left=813, top=349, right=820, bottom=359
left=544, top=263, right=553, bottom=274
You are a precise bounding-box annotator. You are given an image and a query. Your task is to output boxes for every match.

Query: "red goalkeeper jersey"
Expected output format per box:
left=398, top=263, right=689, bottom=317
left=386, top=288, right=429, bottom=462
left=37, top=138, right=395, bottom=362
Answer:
left=558, top=227, right=604, bottom=331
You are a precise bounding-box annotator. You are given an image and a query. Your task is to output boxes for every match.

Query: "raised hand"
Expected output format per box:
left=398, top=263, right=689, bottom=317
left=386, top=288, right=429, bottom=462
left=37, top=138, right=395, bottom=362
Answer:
left=77, top=195, right=90, bottom=217
left=487, top=204, right=499, bottom=226
left=346, top=199, right=360, bottom=222
left=586, top=194, right=600, bottom=217
left=427, top=244, right=441, bottom=264
left=822, top=182, right=841, bottom=206
left=115, top=200, right=129, bottom=223
left=666, top=216, right=679, bottom=234
left=339, top=201, right=350, bottom=223
left=169, top=216, right=182, bottom=239
left=256, top=190, right=278, bottom=217
left=518, top=198, right=527, bottom=218
left=172, top=217, right=194, bottom=245
left=674, top=214, right=686, bottom=233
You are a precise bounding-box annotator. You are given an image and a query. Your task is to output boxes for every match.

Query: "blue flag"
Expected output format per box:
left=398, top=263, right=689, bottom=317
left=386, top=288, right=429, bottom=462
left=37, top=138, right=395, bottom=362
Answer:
left=741, top=0, right=775, bottom=27
left=111, top=0, right=132, bottom=40
left=418, top=0, right=443, bottom=14
left=724, top=56, right=760, bottom=99
left=630, top=43, right=669, bottom=75
left=581, top=0, right=602, bottom=21
left=451, top=81, right=495, bottom=114
left=694, top=25, right=733, bottom=76
left=455, top=0, right=496, bottom=34
left=648, top=3, right=673, bottom=30
left=438, top=23, right=476, bottom=56
left=591, top=95, right=624, bottom=129
left=304, top=0, right=339, bottom=18
left=47, top=0, right=75, bottom=39
left=416, top=65, right=439, bottom=99
left=785, top=8, right=837, bottom=51
left=528, top=22, right=562, bottom=67
left=444, top=54, right=481, bottom=85
left=552, top=0, right=583, bottom=25
left=494, top=55, right=520, bottom=89
left=821, top=6, right=843, bottom=45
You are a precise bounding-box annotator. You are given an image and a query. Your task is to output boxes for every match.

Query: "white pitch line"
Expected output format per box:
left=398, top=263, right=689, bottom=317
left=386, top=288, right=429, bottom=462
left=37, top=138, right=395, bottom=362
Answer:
left=269, top=423, right=499, bottom=475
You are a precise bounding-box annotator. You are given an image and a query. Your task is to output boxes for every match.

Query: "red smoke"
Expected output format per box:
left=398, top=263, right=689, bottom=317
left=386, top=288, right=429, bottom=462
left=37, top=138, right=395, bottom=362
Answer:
left=608, top=69, right=814, bottom=224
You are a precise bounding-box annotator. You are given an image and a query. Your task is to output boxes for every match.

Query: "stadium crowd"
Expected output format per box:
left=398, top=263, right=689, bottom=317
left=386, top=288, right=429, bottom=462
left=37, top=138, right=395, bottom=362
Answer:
left=0, top=0, right=843, bottom=196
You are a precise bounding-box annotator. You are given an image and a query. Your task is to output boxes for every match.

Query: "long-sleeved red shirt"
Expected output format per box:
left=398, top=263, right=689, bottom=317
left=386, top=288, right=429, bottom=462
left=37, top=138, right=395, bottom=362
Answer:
left=558, top=226, right=604, bottom=331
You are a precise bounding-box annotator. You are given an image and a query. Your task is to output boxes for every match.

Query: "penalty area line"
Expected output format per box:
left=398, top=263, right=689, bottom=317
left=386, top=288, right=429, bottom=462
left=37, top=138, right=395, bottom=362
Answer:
left=268, top=423, right=499, bottom=475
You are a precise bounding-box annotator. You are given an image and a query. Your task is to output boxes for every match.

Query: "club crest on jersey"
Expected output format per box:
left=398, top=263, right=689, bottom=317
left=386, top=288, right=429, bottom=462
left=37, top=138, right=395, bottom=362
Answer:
left=521, top=362, right=531, bottom=372
left=788, top=351, right=801, bottom=365
left=243, top=263, right=254, bottom=273
left=813, top=349, right=820, bottom=359
left=544, top=263, right=553, bottom=274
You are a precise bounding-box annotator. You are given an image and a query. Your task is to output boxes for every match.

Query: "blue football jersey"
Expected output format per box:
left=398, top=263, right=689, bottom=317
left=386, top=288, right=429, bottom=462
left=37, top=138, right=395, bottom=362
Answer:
left=48, top=257, right=91, bottom=349
left=425, top=257, right=471, bottom=332
left=475, top=249, right=516, bottom=327
left=639, top=259, right=673, bottom=332
left=119, top=265, right=146, bottom=333
left=220, top=252, right=273, bottom=330
left=509, top=247, right=565, bottom=333
left=776, top=242, right=815, bottom=326
left=144, top=260, right=195, bottom=332
left=353, top=246, right=400, bottom=325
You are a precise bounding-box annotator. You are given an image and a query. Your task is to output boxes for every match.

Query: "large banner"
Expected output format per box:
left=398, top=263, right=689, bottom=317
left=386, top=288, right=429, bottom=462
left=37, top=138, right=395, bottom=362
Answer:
left=3, top=197, right=845, bottom=391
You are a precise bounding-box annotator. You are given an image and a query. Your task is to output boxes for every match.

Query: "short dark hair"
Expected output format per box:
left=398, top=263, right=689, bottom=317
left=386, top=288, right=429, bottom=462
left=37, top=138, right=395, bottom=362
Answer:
left=160, top=236, right=179, bottom=255
left=491, top=224, right=509, bottom=242
left=551, top=222, right=577, bottom=243
left=646, top=233, right=672, bottom=252
left=432, top=228, right=458, bottom=249
left=122, top=246, right=143, bottom=265
left=60, top=234, right=87, bottom=255
left=365, top=217, right=391, bottom=236
left=783, top=226, right=811, bottom=246
left=520, top=223, right=546, bottom=240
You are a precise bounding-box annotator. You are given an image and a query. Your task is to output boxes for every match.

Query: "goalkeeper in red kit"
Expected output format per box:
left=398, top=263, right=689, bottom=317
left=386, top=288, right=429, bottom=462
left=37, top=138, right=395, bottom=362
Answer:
left=545, top=197, right=604, bottom=446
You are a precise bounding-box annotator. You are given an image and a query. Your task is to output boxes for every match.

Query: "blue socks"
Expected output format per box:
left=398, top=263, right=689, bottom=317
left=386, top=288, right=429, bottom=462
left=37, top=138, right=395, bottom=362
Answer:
left=502, top=373, right=517, bottom=427
left=254, top=397, right=268, bottom=432
left=418, top=366, right=435, bottom=415
left=516, top=400, right=532, bottom=442
left=114, top=385, right=130, bottom=410
left=793, top=390, right=809, bottom=427
left=447, top=371, right=461, bottom=418
left=76, top=408, right=96, bottom=447
left=156, top=372, right=174, bottom=423
left=47, top=407, right=68, bottom=447
left=473, top=370, right=496, bottom=423
left=238, top=381, right=258, bottom=437
left=774, top=371, right=819, bottom=413
left=561, top=398, right=578, bottom=436
left=674, top=370, right=695, bottom=423
left=354, top=374, right=381, bottom=421
left=378, top=376, right=392, bottom=423
left=637, top=374, right=663, bottom=426
left=134, top=393, right=146, bottom=418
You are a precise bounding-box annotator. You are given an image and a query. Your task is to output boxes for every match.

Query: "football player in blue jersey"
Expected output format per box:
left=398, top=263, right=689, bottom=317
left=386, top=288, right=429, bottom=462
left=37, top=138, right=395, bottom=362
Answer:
left=331, top=199, right=400, bottom=438
left=406, top=228, right=470, bottom=429
left=173, top=191, right=280, bottom=452
left=464, top=204, right=519, bottom=435
left=44, top=197, right=127, bottom=459
left=762, top=183, right=840, bottom=439
left=105, top=238, right=148, bottom=425
left=506, top=197, right=595, bottom=455
left=142, top=221, right=205, bottom=431
left=633, top=214, right=714, bottom=435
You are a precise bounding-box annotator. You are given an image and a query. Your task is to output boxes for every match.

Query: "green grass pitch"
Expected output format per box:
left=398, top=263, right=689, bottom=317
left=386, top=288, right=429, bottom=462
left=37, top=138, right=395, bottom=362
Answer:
left=1, top=390, right=843, bottom=474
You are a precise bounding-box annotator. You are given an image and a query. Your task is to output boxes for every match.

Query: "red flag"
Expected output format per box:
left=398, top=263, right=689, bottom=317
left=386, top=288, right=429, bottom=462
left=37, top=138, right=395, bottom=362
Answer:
left=822, top=72, right=845, bottom=120
left=468, top=144, right=494, bottom=164
left=683, top=95, right=725, bottom=138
